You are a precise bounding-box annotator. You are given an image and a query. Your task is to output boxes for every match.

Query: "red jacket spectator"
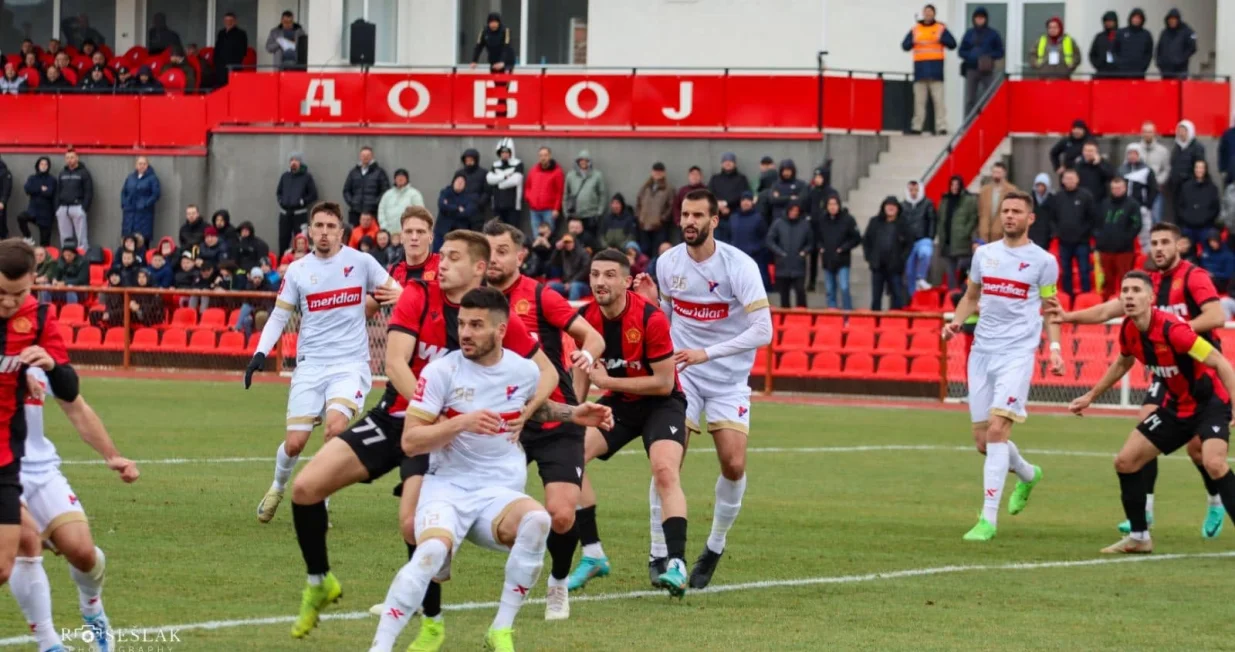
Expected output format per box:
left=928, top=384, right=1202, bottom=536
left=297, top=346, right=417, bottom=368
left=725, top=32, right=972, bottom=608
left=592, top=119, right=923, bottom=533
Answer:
left=524, top=153, right=564, bottom=212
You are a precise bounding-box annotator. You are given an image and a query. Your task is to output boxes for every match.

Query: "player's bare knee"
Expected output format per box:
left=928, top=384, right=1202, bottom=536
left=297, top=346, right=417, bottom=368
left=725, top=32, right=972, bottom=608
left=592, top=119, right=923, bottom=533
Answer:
left=283, top=431, right=309, bottom=457
left=1113, top=455, right=1140, bottom=475
left=1204, top=454, right=1229, bottom=480
left=719, top=453, right=745, bottom=481
left=17, top=529, right=40, bottom=557
left=290, top=476, right=323, bottom=505
left=548, top=505, right=574, bottom=534
left=324, top=412, right=350, bottom=439
left=650, top=458, right=680, bottom=493
left=60, top=540, right=96, bottom=571
left=400, top=514, right=417, bottom=545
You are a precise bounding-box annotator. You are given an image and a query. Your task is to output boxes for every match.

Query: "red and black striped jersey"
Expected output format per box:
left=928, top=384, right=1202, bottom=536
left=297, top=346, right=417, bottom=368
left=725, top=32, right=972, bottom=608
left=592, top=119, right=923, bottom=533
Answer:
left=502, top=275, right=580, bottom=426
left=389, top=253, right=441, bottom=286
left=1120, top=309, right=1228, bottom=418
left=381, top=281, right=540, bottom=417
left=0, top=297, right=70, bottom=467
left=1153, top=260, right=1220, bottom=345
left=578, top=290, right=682, bottom=403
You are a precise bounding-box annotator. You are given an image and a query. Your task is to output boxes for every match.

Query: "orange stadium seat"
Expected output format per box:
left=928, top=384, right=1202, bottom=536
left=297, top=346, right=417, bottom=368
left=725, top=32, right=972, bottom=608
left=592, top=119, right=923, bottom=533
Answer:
left=59, top=304, right=86, bottom=326
left=816, top=314, right=844, bottom=331
left=909, top=290, right=941, bottom=311
left=100, top=328, right=126, bottom=351
left=72, top=326, right=102, bottom=350
left=88, top=265, right=105, bottom=286
left=188, top=331, right=216, bottom=351
left=880, top=317, right=911, bottom=332
left=160, top=328, right=188, bottom=352
left=753, top=346, right=769, bottom=371
left=56, top=323, right=73, bottom=344
left=226, top=309, right=243, bottom=328
left=130, top=328, right=159, bottom=352
left=44, top=246, right=58, bottom=260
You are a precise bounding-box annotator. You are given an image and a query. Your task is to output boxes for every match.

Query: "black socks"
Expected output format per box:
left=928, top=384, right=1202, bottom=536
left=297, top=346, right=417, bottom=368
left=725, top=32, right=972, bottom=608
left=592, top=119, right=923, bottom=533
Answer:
left=292, top=501, right=330, bottom=575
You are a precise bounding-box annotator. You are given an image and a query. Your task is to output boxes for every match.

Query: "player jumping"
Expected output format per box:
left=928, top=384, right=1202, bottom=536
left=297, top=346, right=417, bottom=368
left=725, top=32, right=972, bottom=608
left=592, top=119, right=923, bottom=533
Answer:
left=1052, top=222, right=1228, bottom=538
left=943, top=191, right=1063, bottom=541
left=368, top=287, right=612, bottom=652
left=572, top=189, right=773, bottom=590
left=9, top=368, right=139, bottom=652
left=245, top=201, right=402, bottom=523
left=1069, top=271, right=1235, bottom=553
left=575, top=249, right=691, bottom=595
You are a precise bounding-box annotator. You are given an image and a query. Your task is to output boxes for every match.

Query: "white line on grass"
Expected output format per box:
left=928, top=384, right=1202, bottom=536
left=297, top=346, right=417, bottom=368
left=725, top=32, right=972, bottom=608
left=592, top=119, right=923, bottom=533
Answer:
left=3, top=551, right=1232, bottom=646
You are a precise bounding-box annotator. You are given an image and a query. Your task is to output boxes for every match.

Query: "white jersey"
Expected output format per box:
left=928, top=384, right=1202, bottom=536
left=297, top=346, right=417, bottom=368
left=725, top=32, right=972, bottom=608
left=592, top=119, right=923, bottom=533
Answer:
left=20, top=368, right=59, bottom=478
left=406, top=349, right=540, bottom=492
left=968, top=240, right=1059, bottom=355
left=656, top=241, right=770, bottom=386
left=275, top=246, right=390, bottom=365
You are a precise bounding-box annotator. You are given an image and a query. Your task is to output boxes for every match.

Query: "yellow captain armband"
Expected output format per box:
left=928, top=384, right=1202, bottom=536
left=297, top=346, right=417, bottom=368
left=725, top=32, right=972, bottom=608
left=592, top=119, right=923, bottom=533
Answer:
left=1188, top=338, right=1215, bottom=362
left=1039, top=283, right=1058, bottom=299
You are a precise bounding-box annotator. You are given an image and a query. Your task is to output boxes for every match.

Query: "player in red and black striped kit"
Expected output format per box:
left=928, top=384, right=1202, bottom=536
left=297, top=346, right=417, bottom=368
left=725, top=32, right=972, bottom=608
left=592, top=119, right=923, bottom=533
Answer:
left=387, top=207, right=440, bottom=285
left=1055, top=222, right=1229, bottom=537
left=482, top=221, right=604, bottom=620
left=1070, top=271, right=1235, bottom=553
left=570, top=249, right=692, bottom=597
left=0, top=239, right=78, bottom=587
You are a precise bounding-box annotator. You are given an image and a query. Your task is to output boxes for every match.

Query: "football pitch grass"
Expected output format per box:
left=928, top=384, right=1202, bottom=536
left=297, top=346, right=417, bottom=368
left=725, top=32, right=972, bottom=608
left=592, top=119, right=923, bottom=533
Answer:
left=3, top=377, right=1235, bottom=651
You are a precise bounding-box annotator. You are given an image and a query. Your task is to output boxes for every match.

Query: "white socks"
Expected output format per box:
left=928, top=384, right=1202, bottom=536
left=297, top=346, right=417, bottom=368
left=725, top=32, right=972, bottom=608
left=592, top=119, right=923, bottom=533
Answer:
left=370, top=538, right=448, bottom=652
left=707, top=474, right=746, bottom=554
left=70, top=546, right=105, bottom=618
left=581, top=542, right=605, bottom=558
left=9, top=556, right=61, bottom=650
left=1005, top=441, right=1036, bottom=483
left=1208, top=493, right=1222, bottom=507
left=493, top=511, right=548, bottom=630
left=273, top=442, right=298, bottom=491
left=648, top=476, right=667, bottom=559
left=983, top=443, right=1010, bottom=526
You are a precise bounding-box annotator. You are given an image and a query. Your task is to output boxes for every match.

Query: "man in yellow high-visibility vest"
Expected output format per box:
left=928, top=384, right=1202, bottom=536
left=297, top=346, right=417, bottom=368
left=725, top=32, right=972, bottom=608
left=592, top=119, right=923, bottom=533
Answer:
left=901, top=4, right=957, bottom=135
left=1028, top=16, right=1080, bottom=78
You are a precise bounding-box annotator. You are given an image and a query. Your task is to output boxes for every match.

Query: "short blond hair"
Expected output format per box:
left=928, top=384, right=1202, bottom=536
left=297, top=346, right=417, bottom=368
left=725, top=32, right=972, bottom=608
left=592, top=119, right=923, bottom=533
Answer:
left=401, top=206, right=434, bottom=230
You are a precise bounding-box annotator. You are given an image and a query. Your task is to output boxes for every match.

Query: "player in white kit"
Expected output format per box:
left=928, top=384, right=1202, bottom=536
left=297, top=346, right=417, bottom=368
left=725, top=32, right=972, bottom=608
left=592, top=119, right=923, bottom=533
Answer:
left=10, top=368, right=139, bottom=652
left=244, top=201, right=401, bottom=523
left=943, top=190, right=1064, bottom=541
left=368, top=288, right=611, bottom=652
left=622, top=188, right=774, bottom=589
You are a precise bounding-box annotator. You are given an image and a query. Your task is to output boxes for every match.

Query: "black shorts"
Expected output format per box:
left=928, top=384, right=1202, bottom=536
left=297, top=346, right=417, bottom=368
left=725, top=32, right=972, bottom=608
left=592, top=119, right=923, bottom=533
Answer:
left=1137, top=398, right=1231, bottom=455
left=0, top=463, right=20, bottom=526
left=523, top=423, right=585, bottom=487
left=596, top=395, right=687, bottom=461
left=1142, top=376, right=1166, bottom=407
left=339, top=409, right=411, bottom=483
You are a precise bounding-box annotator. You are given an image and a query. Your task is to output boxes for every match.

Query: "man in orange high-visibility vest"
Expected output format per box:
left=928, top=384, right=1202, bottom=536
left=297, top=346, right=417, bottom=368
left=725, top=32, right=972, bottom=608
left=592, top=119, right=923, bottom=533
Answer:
left=901, top=4, right=957, bottom=135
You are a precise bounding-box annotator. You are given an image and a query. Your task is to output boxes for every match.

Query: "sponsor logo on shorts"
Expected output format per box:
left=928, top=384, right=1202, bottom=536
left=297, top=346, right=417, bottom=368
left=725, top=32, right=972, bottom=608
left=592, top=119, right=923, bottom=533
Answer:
left=981, top=277, right=1030, bottom=300
left=68, top=494, right=77, bottom=504
left=670, top=426, right=678, bottom=434
left=1146, top=364, right=1179, bottom=378
left=355, top=390, right=363, bottom=400
left=672, top=298, right=730, bottom=321
left=305, top=286, right=363, bottom=312
left=985, top=488, right=998, bottom=497
left=1006, top=396, right=1017, bottom=406
left=738, top=405, right=748, bottom=417
left=387, top=607, right=405, bottom=620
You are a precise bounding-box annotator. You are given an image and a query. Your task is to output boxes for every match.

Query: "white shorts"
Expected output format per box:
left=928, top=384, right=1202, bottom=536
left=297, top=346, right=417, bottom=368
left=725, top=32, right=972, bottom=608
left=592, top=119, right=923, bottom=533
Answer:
left=680, top=372, right=752, bottom=435
left=19, top=469, right=86, bottom=540
left=414, top=475, right=531, bottom=556
left=967, top=350, right=1034, bottom=424
left=286, top=361, right=372, bottom=430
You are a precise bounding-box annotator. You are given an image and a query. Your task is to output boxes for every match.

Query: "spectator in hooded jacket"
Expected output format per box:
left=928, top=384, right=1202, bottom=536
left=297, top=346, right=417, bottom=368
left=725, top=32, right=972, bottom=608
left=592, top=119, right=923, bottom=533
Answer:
left=342, top=146, right=390, bottom=226
left=599, top=193, right=636, bottom=250
left=1201, top=230, right=1234, bottom=293
left=470, top=12, right=515, bottom=73
left=486, top=138, right=524, bottom=227
left=816, top=195, right=861, bottom=309
left=55, top=149, right=91, bottom=248
left=455, top=148, right=490, bottom=219
left=707, top=152, right=750, bottom=216
left=179, top=204, right=206, bottom=251
left=864, top=196, right=912, bottom=310
left=1029, top=172, right=1055, bottom=249
left=23, top=157, right=56, bottom=246
left=133, top=65, right=164, bottom=94
left=376, top=168, right=423, bottom=236
left=1028, top=16, right=1080, bottom=78
left=0, top=61, right=25, bottom=94
left=938, top=174, right=978, bottom=288
left=1050, top=169, right=1099, bottom=294
left=1095, top=176, right=1143, bottom=300
left=1114, top=8, right=1153, bottom=79
left=766, top=202, right=813, bottom=308
left=756, top=156, right=778, bottom=193
left=213, top=12, right=248, bottom=87
left=564, top=150, right=607, bottom=233
left=1169, top=119, right=1205, bottom=202
left=636, top=162, right=674, bottom=254
left=436, top=173, right=479, bottom=251
left=1049, top=119, right=1091, bottom=174
left=47, top=240, right=87, bottom=303
left=958, top=6, right=1004, bottom=114
left=77, top=64, right=113, bottom=92
left=279, top=233, right=309, bottom=270
left=212, top=209, right=239, bottom=250
left=150, top=245, right=174, bottom=288
left=729, top=191, right=771, bottom=289
left=623, top=242, right=649, bottom=277
left=234, top=221, right=270, bottom=271
left=1119, top=142, right=1158, bottom=249
left=120, top=155, right=160, bottom=242
left=1075, top=141, right=1114, bottom=202
left=1176, top=159, right=1221, bottom=247
left=524, top=146, right=565, bottom=236
left=901, top=4, right=957, bottom=135
left=902, top=180, right=938, bottom=293
left=199, top=226, right=229, bottom=264
left=766, top=159, right=807, bottom=222
left=1089, top=11, right=1120, bottom=78
left=1156, top=8, right=1197, bottom=80
left=0, top=156, right=10, bottom=239
left=805, top=163, right=838, bottom=290
left=275, top=152, right=318, bottom=255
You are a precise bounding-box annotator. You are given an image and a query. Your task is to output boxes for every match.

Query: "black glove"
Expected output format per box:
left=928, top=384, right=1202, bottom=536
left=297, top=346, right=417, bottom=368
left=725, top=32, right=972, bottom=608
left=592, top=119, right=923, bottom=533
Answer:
left=244, top=352, right=266, bottom=389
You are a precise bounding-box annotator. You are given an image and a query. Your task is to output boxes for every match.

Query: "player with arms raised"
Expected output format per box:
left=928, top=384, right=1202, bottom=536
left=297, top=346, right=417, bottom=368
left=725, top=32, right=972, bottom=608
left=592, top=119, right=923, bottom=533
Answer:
left=575, top=189, right=771, bottom=590
left=944, top=191, right=1062, bottom=541
left=8, top=367, right=139, bottom=652
left=1053, top=222, right=1228, bottom=538
left=1070, top=271, right=1235, bottom=553
left=245, top=201, right=402, bottom=523
left=367, top=288, right=611, bottom=652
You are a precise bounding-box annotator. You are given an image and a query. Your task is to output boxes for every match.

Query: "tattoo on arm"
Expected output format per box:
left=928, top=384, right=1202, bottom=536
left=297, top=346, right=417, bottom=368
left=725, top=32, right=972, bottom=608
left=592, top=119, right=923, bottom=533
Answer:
left=531, top=400, right=574, bottom=423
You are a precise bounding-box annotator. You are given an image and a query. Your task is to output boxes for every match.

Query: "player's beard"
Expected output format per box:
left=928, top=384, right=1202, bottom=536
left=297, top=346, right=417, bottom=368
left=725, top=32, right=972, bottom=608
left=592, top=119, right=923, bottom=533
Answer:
left=1155, top=251, right=1178, bottom=270
left=1002, top=223, right=1027, bottom=240
left=683, top=222, right=711, bottom=247
left=488, top=267, right=515, bottom=289
left=594, top=285, right=618, bottom=307
left=462, top=333, right=498, bottom=360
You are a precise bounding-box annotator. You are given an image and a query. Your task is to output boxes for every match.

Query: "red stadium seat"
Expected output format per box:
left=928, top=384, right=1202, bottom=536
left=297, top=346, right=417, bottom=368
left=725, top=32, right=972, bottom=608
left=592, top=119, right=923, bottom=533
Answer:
left=1077, top=361, right=1106, bottom=384
left=4, top=54, right=19, bottom=70
left=171, top=307, right=198, bottom=327
left=1072, top=292, right=1103, bottom=311
left=130, top=328, right=160, bottom=352
left=200, top=47, right=214, bottom=65
left=845, top=329, right=875, bottom=353
left=159, top=327, right=188, bottom=352
left=844, top=353, right=875, bottom=376
left=188, top=331, right=216, bottom=351
left=753, top=346, right=768, bottom=372
left=816, top=314, right=844, bottom=331
left=99, top=248, right=113, bottom=268
left=876, top=354, right=908, bottom=378
left=880, top=317, right=911, bottom=332
left=158, top=68, right=187, bottom=92
left=70, top=55, right=91, bottom=75
left=59, top=67, right=78, bottom=86
left=908, top=332, right=938, bottom=354
left=63, top=45, right=78, bottom=58
left=775, top=351, right=810, bottom=376
left=778, top=327, right=810, bottom=351
left=59, top=304, right=86, bottom=326
left=909, top=290, right=941, bottom=311
left=242, top=47, right=256, bottom=66
left=99, top=44, right=114, bottom=60
left=846, top=316, right=876, bottom=332
left=88, top=265, right=105, bottom=287
left=1055, top=292, right=1073, bottom=312
left=199, top=308, right=227, bottom=329
left=123, top=46, right=148, bottom=64
left=808, top=327, right=842, bottom=352
left=217, top=331, right=247, bottom=352
left=56, top=323, right=73, bottom=344
left=1073, top=333, right=1111, bottom=360
left=44, top=246, right=59, bottom=260
left=876, top=330, right=908, bottom=353
left=279, top=333, right=297, bottom=359
left=71, top=326, right=102, bottom=350
left=908, top=355, right=940, bottom=380
left=782, top=313, right=812, bottom=331
left=17, top=67, right=39, bottom=88
left=226, top=309, right=243, bottom=328
left=100, top=328, right=126, bottom=351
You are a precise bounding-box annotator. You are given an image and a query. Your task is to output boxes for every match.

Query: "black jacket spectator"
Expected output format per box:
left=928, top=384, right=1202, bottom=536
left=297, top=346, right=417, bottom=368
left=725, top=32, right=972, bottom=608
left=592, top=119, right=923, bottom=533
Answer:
left=50, top=243, right=88, bottom=286
left=1089, top=12, right=1120, bottom=78
left=147, top=14, right=183, bottom=56
left=1029, top=173, right=1055, bottom=249
left=77, top=65, right=113, bottom=92
left=1049, top=120, right=1091, bottom=171
left=1114, top=8, right=1153, bottom=78
left=23, top=158, right=56, bottom=240
left=863, top=198, right=912, bottom=273
left=707, top=154, right=750, bottom=213
left=757, top=158, right=778, bottom=193
left=234, top=222, right=271, bottom=271
left=56, top=160, right=92, bottom=210
left=1176, top=167, right=1221, bottom=230
left=1095, top=193, right=1142, bottom=253
left=900, top=188, right=937, bottom=241
left=199, top=227, right=229, bottom=264
left=486, top=138, right=524, bottom=213
left=1156, top=8, right=1197, bottom=79
left=212, top=209, right=239, bottom=249
left=766, top=159, right=807, bottom=221
left=550, top=237, right=590, bottom=285
left=1169, top=120, right=1205, bottom=195
left=816, top=202, right=862, bottom=271
left=766, top=205, right=814, bottom=279
left=1050, top=186, right=1099, bottom=245
left=342, top=160, right=390, bottom=221
left=159, top=50, right=197, bottom=91
left=1075, top=155, right=1114, bottom=202
left=132, top=66, right=164, bottom=94
left=728, top=202, right=768, bottom=262
left=0, top=157, right=10, bottom=236
left=129, top=271, right=164, bottom=327
left=180, top=213, right=206, bottom=250
left=805, top=165, right=839, bottom=220
left=213, top=22, right=249, bottom=86
left=471, top=12, right=515, bottom=72
left=173, top=253, right=200, bottom=289
left=277, top=153, right=318, bottom=212
left=455, top=148, right=490, bottom=211
left=598, top=194, right=636, bottom=250
left=39, top=67, right=72, bottom=92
